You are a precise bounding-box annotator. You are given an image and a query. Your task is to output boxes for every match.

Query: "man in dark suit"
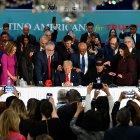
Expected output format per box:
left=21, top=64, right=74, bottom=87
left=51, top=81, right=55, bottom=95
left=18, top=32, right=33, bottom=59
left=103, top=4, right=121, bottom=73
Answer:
left=55, top=60, right=81, bottom=86
left=104, top=107, right=140, bottom=140
left=119, top=24, right=140, bottom=51
left=57, top=35, right=77, bottom=66
left=124, top=36, right=140, bottom=85
left=95, top=58, right=112, bottom=85
left=100, top=36, right=121, bottom=85
left=17, top=24, right=37, bottom=46
left=32, top=35, right=49, bottom=84
left=35, top=41, right=58, bottom=85
left=44, top=16, right=58, bottom=43
left=80, top=22, right=101, bottom=43
left=71, top=42, right=97, bottom=86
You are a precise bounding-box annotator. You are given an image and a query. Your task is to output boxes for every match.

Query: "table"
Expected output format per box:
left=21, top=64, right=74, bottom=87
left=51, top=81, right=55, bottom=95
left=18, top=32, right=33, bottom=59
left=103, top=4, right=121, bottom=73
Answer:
left=0, top=86, right=140, bottom=108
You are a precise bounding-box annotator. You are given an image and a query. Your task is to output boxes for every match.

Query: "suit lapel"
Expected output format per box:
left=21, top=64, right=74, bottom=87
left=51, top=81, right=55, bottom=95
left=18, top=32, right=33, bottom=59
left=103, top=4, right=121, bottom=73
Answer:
left=62, top=71, right=66, bottom=82
left=70, top=71, right=75, bottom=82
left=131, top=48, right=136, bottom=55
left=87, top=53, right=91, bottom=68
left=78, top=54, right=80, bottom=67
left=42, top=51, right=48, bottom=65
left=136, top=34, right=139, bottom=44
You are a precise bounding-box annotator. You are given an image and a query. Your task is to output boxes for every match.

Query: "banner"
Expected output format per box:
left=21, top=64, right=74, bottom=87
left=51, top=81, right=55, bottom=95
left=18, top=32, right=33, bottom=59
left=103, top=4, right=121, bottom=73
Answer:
left=0, top=10, right=140, bottom=42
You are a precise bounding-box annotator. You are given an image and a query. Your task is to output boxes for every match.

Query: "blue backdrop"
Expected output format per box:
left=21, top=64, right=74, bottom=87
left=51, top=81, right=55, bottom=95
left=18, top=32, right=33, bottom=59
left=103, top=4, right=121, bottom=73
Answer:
left=0, top=10, right=140, bottom=42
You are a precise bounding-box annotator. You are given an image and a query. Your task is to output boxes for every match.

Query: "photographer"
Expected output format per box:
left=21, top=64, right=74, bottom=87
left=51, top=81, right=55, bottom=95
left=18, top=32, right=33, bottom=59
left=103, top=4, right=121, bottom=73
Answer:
left=111, top=90, right=140, bottom=127
left=28, top=97, right=65, bottom=140
left=84, top=83, right=113, bottom=129
left=0, top=87, right=20, bottom=98
left=92, top=84, right=114, bottom=128
left=119, top=24, right=140, bottom=51
left=104, top=107, right=140, bottom=140
left=87, top=33, right=102, bottom=56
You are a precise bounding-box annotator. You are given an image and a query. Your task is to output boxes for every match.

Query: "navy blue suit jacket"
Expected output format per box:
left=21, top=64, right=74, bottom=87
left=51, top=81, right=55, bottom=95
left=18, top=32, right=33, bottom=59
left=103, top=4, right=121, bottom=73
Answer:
left=35, top=50, right=58, bottom=83
left=54, top=69, right=81, bottom=86
left=71, top=52, right=96, bottom=70
left=98, top=45, right=114, bottom=62
left=57, top=44, right=77, bottom=66
left=71, top=52, right=97, bottom=85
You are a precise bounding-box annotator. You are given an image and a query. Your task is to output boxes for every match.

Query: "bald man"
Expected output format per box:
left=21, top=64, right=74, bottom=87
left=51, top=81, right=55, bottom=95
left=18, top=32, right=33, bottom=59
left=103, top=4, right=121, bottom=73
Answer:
left=71, top=42, right=97, bottom=86
left=17, top=24, right=37, bottom=45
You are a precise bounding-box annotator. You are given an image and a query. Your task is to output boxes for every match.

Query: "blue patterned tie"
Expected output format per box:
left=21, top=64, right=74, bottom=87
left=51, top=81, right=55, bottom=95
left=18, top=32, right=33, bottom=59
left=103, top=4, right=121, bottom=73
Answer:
left=82, top=55, right=85, bottom=73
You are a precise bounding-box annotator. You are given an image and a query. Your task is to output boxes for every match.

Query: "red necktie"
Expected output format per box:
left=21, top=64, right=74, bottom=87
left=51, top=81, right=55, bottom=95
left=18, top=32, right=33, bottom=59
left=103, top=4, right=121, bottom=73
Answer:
left=48, top=56, right=51, bottom=79
left=67, top=48, right=71, bottom=55
left=66, top=74, right=69, bottom=82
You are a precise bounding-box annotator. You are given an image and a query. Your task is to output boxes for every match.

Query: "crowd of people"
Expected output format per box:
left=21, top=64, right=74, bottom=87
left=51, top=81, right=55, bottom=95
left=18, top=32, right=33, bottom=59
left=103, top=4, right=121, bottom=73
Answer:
left=0, top=21, right=140, bottom=87
left=0, top=84, right=140, bottom=140
left=1, top=21, right=140, bottom=140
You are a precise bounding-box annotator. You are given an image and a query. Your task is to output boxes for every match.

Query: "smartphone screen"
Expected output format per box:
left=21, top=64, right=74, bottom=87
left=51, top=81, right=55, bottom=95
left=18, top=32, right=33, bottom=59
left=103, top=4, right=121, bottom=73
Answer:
left=81, top=96, right=86, bottom=107
left=4, top=86, right=14, bottom=93
left=125, top=91, right=134, bottom=98
left=92, top=83, right=103, bottom=89
left=46, top=93, right=52, bottom=99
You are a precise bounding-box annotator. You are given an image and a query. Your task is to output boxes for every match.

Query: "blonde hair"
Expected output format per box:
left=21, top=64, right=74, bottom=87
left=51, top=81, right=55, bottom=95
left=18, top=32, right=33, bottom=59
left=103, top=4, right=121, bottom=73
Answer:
left=4, top=41, right=16, bottom=55
left=36, top=134, right=54, bottom=140
left=10, top=98, right=28, bottom=119
left=63, top=60, right=73, bottom=67
left=0, top=109, right=20, bottom=139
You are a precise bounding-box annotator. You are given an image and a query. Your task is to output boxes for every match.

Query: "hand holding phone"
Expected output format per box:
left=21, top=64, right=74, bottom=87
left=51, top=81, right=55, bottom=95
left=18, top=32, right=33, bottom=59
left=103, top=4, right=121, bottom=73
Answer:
left=125, top=90, right=135, bottom=98
left=4, top=86, right=14, bottom=93
left=46, top=93, right=52, bottom=99
left=92, top=83, right=103, bottom=89
left=52, top=16, right=56, bottom=26
left=81, top=96, right=86, bottom=107
left=125, top=25, right=130, bottom=29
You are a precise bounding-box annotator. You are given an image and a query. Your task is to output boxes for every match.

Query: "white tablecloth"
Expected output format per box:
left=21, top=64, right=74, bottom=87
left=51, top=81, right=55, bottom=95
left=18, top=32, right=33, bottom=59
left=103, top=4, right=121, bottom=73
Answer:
left=0, top=86, right=140, bottom=108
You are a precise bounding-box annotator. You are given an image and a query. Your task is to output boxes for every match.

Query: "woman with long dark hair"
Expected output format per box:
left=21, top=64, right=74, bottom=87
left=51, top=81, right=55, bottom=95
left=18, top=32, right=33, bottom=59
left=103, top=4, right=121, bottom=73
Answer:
left=18, top=46, right=34, bottom=85
left=106, top=28, right=118, bottom=45
left=110, top=43, right=135, bottom=86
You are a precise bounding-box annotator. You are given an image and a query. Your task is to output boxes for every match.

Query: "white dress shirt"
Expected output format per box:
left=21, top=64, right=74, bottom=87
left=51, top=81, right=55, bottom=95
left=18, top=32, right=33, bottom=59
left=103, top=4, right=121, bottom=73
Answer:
left=131, top=33, right=136, bottom=43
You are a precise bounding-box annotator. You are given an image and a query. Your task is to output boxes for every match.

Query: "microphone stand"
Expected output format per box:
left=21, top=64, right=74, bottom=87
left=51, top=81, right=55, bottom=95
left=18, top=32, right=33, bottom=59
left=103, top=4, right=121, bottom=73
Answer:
left=109, top=75, right=117, bottom=88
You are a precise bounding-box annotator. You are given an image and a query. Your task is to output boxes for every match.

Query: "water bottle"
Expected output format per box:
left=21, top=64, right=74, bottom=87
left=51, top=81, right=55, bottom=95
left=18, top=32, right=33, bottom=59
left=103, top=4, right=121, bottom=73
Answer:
left=7, top=77, right=11, bottom=87
left=20, top=78, right=24, bottom=87
left=96, top=77, right=101, bottom=84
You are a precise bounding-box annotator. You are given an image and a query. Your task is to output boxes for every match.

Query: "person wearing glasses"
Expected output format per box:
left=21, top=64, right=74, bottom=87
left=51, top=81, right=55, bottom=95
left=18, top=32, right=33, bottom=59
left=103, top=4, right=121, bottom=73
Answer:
left=119, top=24, right=140, bottom=51
left=35, top=41, right=58, bottom=86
